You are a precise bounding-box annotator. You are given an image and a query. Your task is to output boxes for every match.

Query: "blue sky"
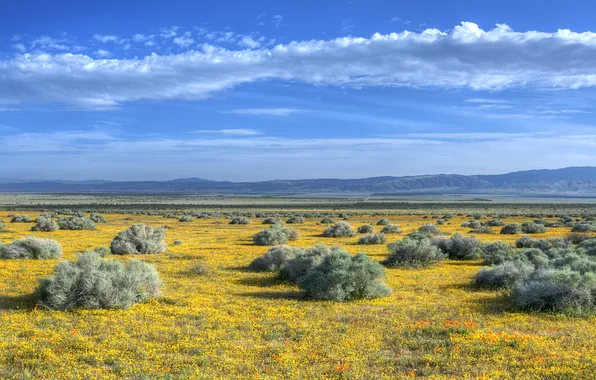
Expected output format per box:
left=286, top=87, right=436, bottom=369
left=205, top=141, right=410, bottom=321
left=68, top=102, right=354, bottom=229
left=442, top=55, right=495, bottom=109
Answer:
left=2, top=0, right=596, bottom=181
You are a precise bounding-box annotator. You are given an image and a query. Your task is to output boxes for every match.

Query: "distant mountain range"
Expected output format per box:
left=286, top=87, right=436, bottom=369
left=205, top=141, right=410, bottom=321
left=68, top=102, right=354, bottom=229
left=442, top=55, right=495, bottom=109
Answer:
left=3, top=167, right=596, bottom=195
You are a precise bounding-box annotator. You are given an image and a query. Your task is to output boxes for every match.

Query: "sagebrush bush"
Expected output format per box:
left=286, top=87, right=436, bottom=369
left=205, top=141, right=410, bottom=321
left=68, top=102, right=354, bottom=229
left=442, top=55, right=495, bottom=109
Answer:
left=253, top=224, right=299, bottom=246
left=0, top=237, right=62, bottom=259
left=173, top=240, right=183, bottom=246
left=357, top=224, right=374, bottom=234
left=572, top=223, right=596, bottom=233
left=473, top=260, right=535, bottom=289
left=31, top=216, right=59, bottom=232
left=383, top=238, right=445, bottom=268
left=377, top=218, right=391, bottom=225
left=179, top=215, right=194, bottom=222
left=434, top=233, right=482, bottom=260
left=110, top=224, right=168, bottom=255
left=511, top=269, right=596, bottom=314
left=248, top=245, right=303, bottom=272
left=322, top=221, right=355, bottom=237
left=500, top=224, right=522, bottom=235
left=521, top=222, right=547, bottom=234
left=11, top=214, right=31, bottom=223
left=90, top=213, right=108, bottom=223
left=418, top=224, right=440, bottom=235
left=520, top=248, right=550, bottom=268
left=380, top=224, right=401, bottom=234
left=230, top=216, right=251, bottom=225
left=462, top=220, right=482, bottom=229
left=58, top=216, right=96, bottom=231
left=280, top=245, right=335, bottom=282
left=486, top=219, right=505, bottom=227
left=320, top=217, right=334, bottom=224
left=286, top=216, right=305, bottom=224
left=296, top=250, right=391, bottom=301
left=0, top=219, right=4, bottom=230
left=481, top=241, right=515, bottom=265
left=472, top=226, right=494, bottom=234
left=262, top=217, right=281, bottom=225
left=37, top=252, right=162, bottom=310
left=357, top=233, right=387, bottom=245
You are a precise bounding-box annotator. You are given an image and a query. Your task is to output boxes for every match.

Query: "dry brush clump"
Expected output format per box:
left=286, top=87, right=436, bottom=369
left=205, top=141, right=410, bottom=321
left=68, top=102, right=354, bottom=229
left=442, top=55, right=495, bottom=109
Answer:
left=37, top=251, right=162, bottom=310
left=322, top=221, right=355, bottom=237
left=110, top=224, right=168, bottom=255
left=253, top=223, right=300, bottom=246
left=0, top=237, right=62, bottom=259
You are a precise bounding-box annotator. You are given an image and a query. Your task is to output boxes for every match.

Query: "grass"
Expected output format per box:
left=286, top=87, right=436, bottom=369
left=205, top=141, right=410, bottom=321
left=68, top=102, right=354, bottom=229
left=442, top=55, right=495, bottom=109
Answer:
left=0, top=211, right=595, bottom=378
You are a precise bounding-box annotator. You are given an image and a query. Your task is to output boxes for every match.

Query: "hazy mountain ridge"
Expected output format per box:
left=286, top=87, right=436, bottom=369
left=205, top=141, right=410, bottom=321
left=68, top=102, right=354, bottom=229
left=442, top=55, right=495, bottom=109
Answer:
left=3, top=167, right=596, bottom=194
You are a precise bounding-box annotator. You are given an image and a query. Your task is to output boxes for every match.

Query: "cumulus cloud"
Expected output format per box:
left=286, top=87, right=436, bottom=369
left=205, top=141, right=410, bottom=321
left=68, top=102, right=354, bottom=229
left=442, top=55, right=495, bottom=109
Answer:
left=92, top=34, right=121, bottom=43
left=95, top=49, right=112, bottom=58
left=194, top=129, right=263, bottom=136
left=173, top=31, right=194, bottom=48
left=5, top=22, right=596, bottom=108
left=224, top=108, right=302, bottom=116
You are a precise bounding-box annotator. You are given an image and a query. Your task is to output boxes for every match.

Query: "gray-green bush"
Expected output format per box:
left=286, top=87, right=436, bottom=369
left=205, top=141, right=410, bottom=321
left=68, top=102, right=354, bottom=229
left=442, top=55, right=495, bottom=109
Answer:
left=322, top=221, right=355, bottom=238
left=110, top=224, right=168, bottom=255
left=248, top=245, right=303, bottom=272
left=37, top=251, right=162, bottom=310
left=280, top=245, right=335, bottom=282
left=11, top=214, right=31, bottom=223
left=286, top=216, right=305, bottom=224
left=0, top=237, right=62, bottom=259
left=380, top=224, right=401, bottom=234
left=357, top=233, right=387, bottom=245
left=521, top=222, right=547, bottom=234
left=230, top=216, right=251, bottom=225
left=58, top=216, right=96, bottom=231
left=179, top=215, right=194, bottom=222
left=357, top=224, right=374, bottom=234
left=383, top=238, right=445, bottom=268
left=418, top=224, right=440, bottom=235
left=481, top=241, right=515, bottom=265
left=31, top=216, right=59, bottom=232
left=500, top=224, right=522, bottom=235
left=253, top=224, right=299, bottom=246
left=262, top=217, right=281, bottom=225
left=434, top=233, right=482, bottom=260
left=377, top=218, right=391, bottom=225
left=90, top=213, right=108, bottom=223
left=473, top=260, right=535, bottom=289
left=296, top=250, right=391, bottom=301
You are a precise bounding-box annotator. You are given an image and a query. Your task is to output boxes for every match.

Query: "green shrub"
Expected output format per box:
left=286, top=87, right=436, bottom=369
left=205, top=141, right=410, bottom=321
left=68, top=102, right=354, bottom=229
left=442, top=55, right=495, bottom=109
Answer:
left=110, top=224, right=168, bottom=255
left=520, top=248, right=550, bottom=268
left=0, top=237, right=62, bottom=259
left=31, top=216, right=59, bottom=232
left=521, top=222, right=547, bottom=234
left=37, top=251, right=162, bottom=310
left=572, top=223, right=596, bottom=233
left=179, top=215, right=194, bottom=222
left=286, top=216, right=305, bottom=224
left=90, top=246, right=111, bottom=257
left=253, top=224, right=299, bottom=246
left=486, top=219, right=505, bottom=227
left=500, top=224, right=522, bottom=235
left=481, top=241, right=515, bottom=265
left=322, top=221, right=354, bottom=238
left=281, top=245, right=335, bottom=282
left=248, top=245, right=303, bottom=272
left=173, top=240, right=183, bottom=246
left=511, top=270, right=596, bottom=314
left=357, top=233, right=387, bottom=245
left=434, top=233, right=482, bottom=260
left=472, top=226, right=494, bottom=234
left=230, top=216, right=251, bottom=225
left=380, top=224, right=401, bottom=234
left=296, top=250, right=391, bottom=301
left=320, top=217, right=334, bottom=224
left=383, top=238, right=444, bottom=268
left=0, top=220, right=4, bottom=230
left=90, top=213, right=108, bottom=223
left=11, top=214, right=31, bottom=223
left=262, top=217, right=281, bottom=225
left=357, top=225, right=374, bottom=234
left=377, top=218, right=391, bottom=225
left=418, top=224, right=440, bottom=235
left=58, top=217, right=96, bottom=231
left=473, top=261, right=535, bottom=289
left=461, top=220, right=481, bottom=229
left=516, top=235, right=550, bottom=251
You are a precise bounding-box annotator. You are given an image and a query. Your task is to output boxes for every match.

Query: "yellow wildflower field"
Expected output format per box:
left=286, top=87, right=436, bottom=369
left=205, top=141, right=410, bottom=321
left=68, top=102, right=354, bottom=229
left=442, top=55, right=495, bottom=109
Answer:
left=0, top=211, right=595, bottom=379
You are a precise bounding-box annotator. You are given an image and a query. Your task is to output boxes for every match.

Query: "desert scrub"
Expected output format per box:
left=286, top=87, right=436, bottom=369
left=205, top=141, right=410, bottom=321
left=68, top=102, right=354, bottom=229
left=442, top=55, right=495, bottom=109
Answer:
left=110, top=224, right=168, bottom=254
left=357, top=224, right=374, bottom=234
left=434, top=233, right=482, bottom=260
left=357, top=233, right=387, bottom=245
left=377, top=218, right=391, bottom=225
left=471, top=226, right=494, bottom=234
left=286, top=216, right=305, bottom=224
left=322, top=221, right=355, bottom=237
left=31, top=216, right=59, bottom=232
left=89, top=213, right=108, bottom=223
left=500, top=223, right=523, bottom=235
left=249, top=245, right=303, bottom=272
left=37, top=251, right=162, bottom=310
left=486, top=218, right=505, bottom=227
left=230, top=216, right=250, bottom=225
left=179, top=215, right=194, bottom=223
left=418, top=223, right=440, bottom=235
left=481, top=241, right=515, bottom=265
left=521, top=222, right=547, bottom=234
left=383, top=238, right=445, bottom=268
left=320, top=217, right=334, bottom=224
left=262, top=217, right=281, bottom=225
left=10, top=214, right=31, bottom=223
left=380, top=224, right=401, bottom=234
left=461, top=220, right=482, bottom=229
left=58, top=216, right=96, bottom=230
left=280, top=245, right=335, bottom=282
left=516, top=235, right=550, bottom=251
left=572, top=222, right=596, bottom=233
left=0, top=219, right=4, bottom=230
left=473, top=260, right=535, bottom=289
left=253, top=224, right=299, bottom=246
left=0, top=236, right=62, bottom=259
left=296, top=249, right=391, bottom=301
left=172, top=240, right=183, bottom=246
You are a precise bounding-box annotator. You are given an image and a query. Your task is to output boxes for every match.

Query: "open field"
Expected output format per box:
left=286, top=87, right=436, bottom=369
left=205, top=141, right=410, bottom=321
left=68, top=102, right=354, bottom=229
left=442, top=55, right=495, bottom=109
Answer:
left=1, top=209, right=596, bottom=379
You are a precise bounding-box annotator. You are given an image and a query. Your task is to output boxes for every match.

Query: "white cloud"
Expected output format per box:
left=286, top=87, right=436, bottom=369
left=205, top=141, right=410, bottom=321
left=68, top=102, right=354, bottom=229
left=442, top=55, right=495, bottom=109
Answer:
left=92, top=34, right=120, bottom=43
left=31, top=36, right=70, bottom=51
left=160, top=26, right=179, bottom=39
left=7, top=22, right=596, bottom=108
left=390, top=17, right=401, bottom=22
left=12, top=43, right=26, bottom=52
left=95, top=49, right=112, bottom=58
left=132, top=34, right=149, bottom=42
left=173, top=31, right=194, bottom=48
left=238, top=36, right=260, bottom=49
left=225, top=108, right=302, bottom=116
left=194, top=129, right=263, bottom=136
left=272, top=15, right=283, bottom=27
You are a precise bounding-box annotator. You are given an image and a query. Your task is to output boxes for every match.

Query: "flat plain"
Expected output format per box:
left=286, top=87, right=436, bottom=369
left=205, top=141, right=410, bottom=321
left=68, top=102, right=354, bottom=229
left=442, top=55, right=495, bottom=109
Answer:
left=1, top=206, right=595, bottom=379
